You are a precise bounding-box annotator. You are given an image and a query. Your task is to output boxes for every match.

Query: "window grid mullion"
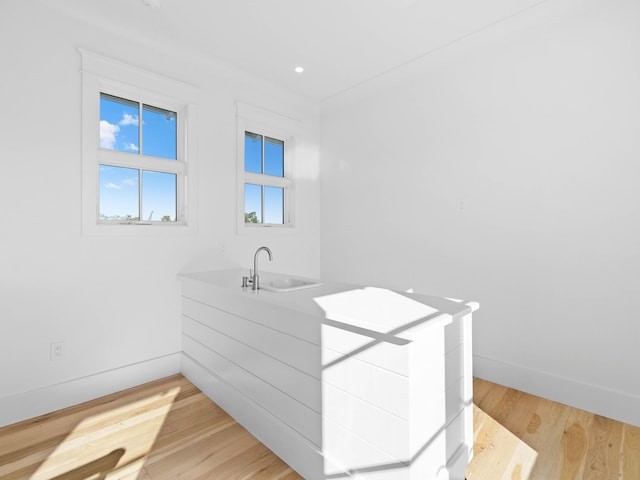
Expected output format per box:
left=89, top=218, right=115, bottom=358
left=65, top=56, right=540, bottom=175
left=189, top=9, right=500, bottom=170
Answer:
left=261, top=134, right=265, bottom=175
left=98, top=150, right=185, bottom=175
left=138, top=169, right=143, bottom=221
left=243, top=172, right=289, bottom=188
left=261, top=185, right=265, bottom=224
left=261, top=135, right=265, bottom=223
left=138, top=102, right=143, bottom=156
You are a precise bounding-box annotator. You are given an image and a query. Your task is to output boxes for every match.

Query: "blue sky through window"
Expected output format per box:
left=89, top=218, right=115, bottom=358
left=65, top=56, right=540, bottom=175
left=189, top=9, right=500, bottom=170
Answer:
left=99, top=94, right=178, bottom=222
left=264, top=186, right=284, bottom=224
left=244, top=183, right=262, bottom=223
left=143, top=105, right=177, bottom=160
left=99, top=165, right=139, bottom=219
left=100, top=94, right=139, bottom=152
left=245, top=132, right=262, bottom=174
left=142, top=171, right=176, bottom=221
left=264, top=137, right=284, bottom=177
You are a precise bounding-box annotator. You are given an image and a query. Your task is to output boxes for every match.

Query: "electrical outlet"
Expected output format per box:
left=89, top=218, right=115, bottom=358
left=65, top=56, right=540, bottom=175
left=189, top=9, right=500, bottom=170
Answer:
left=50, top=341, right=65, bottom=361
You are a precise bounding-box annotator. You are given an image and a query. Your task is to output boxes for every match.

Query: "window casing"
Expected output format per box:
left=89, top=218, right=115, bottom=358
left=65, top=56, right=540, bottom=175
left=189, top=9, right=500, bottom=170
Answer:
left=81, top=50, right=198, bottom=236
left=236, top=102, right=299, bottom=231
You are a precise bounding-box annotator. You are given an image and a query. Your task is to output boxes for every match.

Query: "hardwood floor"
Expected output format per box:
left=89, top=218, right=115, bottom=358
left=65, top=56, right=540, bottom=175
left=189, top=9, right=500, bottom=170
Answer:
left=1, top=374, right=638, bottom=479
left=0, top=375, right=301, bottom=480
left=466, top=404, right=538, bottom=479
left=468, top=377, right=640, bottom=480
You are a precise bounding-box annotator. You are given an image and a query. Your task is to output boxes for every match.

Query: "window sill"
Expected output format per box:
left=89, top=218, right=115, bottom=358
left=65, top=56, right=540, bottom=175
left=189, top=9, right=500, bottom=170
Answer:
left=237, top=223, right=296, bottom=235
left=83, top=222, right=197, bottom=237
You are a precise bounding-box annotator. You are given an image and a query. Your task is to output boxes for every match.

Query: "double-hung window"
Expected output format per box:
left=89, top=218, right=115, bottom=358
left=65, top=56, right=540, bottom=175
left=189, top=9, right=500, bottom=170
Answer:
left=237, top=102, right=298, bottom=230
left=244, top=131, right=289, bottom=225
left=98, top=93, right=181, bottom=223
left=81, top=50, right=198, bottom=235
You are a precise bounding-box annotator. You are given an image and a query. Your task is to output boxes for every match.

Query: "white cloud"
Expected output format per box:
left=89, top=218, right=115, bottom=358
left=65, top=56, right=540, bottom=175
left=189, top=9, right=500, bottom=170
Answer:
left=122, top=178, right=138, bottom=187
left=119, top=114, right=139, bottom=126
left=124, top=142, right=139, bottom=152
left=105, top=182, right=121, bottom=189
left=99, top=121, right=119, bottom=149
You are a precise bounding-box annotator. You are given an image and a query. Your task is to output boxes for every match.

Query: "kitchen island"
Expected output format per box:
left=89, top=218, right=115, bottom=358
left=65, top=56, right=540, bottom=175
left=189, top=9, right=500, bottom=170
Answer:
left=178, top=269, right=477, bottom=479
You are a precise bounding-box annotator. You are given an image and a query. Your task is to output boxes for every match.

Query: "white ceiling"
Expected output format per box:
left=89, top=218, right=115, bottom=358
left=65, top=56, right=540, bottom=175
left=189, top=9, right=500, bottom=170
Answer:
left=39, top=0, right=545, bottom=101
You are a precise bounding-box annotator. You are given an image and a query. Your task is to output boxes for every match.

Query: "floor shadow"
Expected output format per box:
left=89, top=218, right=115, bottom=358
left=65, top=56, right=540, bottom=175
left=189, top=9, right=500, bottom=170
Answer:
left=49, top=448, right=125, bottom=480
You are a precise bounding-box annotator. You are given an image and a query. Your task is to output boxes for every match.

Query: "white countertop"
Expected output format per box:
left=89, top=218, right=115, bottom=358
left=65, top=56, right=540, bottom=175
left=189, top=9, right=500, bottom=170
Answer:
left=178, top=269, right=477, bottom=343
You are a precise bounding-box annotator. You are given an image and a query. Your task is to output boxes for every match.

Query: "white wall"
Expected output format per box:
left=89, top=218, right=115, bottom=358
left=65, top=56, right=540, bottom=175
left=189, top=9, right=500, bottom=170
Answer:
left=4, top=0, right=639, bottom=429
left=320, top=0, right=640, bottom=425
left=0, top=0, right=320, bottom=425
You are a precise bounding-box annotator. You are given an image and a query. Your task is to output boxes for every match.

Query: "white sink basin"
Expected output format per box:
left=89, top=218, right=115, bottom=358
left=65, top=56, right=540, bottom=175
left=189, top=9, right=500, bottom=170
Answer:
left=260, top=275, right=322, bottom=292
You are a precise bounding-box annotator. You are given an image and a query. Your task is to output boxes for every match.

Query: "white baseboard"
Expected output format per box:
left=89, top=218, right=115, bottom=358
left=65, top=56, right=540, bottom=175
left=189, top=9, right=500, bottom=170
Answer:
left=0, top=352, right=181, bottom=428
left=6, top=351, right=636, bottom=435
left=474, top=354, right=640, bottom=427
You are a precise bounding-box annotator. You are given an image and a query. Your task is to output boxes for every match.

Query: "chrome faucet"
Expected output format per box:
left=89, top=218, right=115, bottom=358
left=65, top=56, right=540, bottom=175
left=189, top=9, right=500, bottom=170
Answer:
left=252, top=246, right=273, bottom=290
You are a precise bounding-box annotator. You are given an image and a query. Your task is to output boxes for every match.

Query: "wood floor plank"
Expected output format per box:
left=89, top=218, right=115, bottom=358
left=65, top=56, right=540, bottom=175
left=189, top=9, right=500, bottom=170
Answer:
left=607, top=417, right=625, bottom=480
left=472, top=377, right=493, bottom=405
left=491, top=388, right=525, bottom=427
left=468, top=378, right=640, bottom=480
left=143, top=394, right=235, bottom=460
left=475, top=381, right=510, bottom=414
left=104, top=456, right=149, bottom=480
left=623, top=423, right=640, bottom=479
left=498, top=388, right=541, bottom=440
left=551, top=407, right=594, bottom=480
left=523, top=399, right=572, bottom=480
left=143, top=423, right=260, bottom=480
left=280, top=472, right=306, bottom=480
left=466, top=405, right=537, bottom=480
left=197, top=442, right=300, bottom=480
left=583, top=414, right=620, bottom=480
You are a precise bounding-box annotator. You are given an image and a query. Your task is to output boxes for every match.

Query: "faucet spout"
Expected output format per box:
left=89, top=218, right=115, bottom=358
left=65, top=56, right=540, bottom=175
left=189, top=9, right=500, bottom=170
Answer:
left=252, top=246, right=273, bottom=290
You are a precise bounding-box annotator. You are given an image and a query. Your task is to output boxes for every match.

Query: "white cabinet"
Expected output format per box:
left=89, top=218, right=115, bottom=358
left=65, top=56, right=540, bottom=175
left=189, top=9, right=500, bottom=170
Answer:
left=179, top=270, right=476, bottom=480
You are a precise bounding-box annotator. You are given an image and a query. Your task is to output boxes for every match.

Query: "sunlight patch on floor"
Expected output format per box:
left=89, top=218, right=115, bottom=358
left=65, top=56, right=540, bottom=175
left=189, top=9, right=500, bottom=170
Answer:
left=466, top=405, right=538, bottom=480
left=31, top=386, right=181, bottom=480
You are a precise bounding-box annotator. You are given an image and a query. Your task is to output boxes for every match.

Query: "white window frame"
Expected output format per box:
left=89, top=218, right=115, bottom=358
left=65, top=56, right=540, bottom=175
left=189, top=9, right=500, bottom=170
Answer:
left=80, top=49, right=199, bottom=236
left=236, top=102, right=299, bottom=232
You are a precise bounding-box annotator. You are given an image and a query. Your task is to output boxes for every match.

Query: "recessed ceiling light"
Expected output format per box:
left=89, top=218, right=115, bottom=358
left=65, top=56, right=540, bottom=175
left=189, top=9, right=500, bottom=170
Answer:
left=294, top=66, right=305, bottom=74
